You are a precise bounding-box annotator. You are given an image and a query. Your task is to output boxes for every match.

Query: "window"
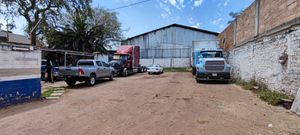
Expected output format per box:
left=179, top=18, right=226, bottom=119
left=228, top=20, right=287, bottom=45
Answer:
left=96, top=61, right=102, bottom=66
left=78, top=61, right=94, bottom=66
left=200, top=51, right=224, bottom=58
left=101, top=61, right=110, bottom=67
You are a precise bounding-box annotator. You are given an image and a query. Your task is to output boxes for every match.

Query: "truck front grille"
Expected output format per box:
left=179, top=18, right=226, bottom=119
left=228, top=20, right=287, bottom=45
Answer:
left=205, top=60, right=225, bottom=71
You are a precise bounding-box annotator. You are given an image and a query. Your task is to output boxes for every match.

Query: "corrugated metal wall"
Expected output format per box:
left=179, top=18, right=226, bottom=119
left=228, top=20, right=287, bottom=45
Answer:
left=122, top=26, right=218, bottom=67
left=123, top=26, right=217, bottom=59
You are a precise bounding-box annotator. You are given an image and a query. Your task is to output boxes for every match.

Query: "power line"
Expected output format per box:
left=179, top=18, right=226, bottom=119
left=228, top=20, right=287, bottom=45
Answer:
left=109, top=0, right=152, bottom=11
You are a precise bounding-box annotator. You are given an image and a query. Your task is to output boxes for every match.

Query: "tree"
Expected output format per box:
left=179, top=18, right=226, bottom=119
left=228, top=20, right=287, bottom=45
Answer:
left=47, top=7, right=122, bottom=54
left=0, top=3, right=16, bottom=39
left=0, top=0, right=92, bottom=46
left=228, top=10, right=243, bottom=24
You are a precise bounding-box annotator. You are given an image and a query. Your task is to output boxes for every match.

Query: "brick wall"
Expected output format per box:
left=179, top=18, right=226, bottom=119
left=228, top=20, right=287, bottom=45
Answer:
left=229, top=26, right=300, bottom=96
left=218, top=0, right=300, bottom=97
left=218, top=0, right=300, bottom=51
left=236, top=2, right=257, bottom=45
left=218, top=23, right=234, bottom=52
left=259, top=0, right=300, bottom=33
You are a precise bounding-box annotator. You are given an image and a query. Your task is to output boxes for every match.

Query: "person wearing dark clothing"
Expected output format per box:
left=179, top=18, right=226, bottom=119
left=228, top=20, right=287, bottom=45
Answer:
left=46, top=55, right=54, bottom=83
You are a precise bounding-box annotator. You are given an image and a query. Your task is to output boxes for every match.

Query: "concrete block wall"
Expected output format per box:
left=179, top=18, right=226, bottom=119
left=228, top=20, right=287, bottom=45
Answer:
left=0, top=44, right=41, bottom=107
left=141, top=58, right=190, bottom=68
left=229, top=27, right=300, bottom=96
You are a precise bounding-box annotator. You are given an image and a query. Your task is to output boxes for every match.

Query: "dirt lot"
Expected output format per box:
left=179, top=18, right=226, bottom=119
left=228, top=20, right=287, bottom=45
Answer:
left=0, top=72, right=299, bottom=135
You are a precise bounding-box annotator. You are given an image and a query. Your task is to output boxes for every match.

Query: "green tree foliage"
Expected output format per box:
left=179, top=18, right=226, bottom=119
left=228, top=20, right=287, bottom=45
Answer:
left=46, top=7, right=122, bottom=54
left=228, top=10, right=243, bottom=24
left=0, top=0, right=92, bottom=46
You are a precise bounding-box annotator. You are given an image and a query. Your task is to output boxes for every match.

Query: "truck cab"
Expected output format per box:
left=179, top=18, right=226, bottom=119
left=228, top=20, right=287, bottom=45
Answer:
left=110, top=45, right=146, bottom=77
left=195, top=49, right=231, bottom=82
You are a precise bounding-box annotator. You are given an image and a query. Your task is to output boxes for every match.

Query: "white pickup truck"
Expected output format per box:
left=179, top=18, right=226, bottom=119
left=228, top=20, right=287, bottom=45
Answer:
left=59, top=59, right=115, bottom=86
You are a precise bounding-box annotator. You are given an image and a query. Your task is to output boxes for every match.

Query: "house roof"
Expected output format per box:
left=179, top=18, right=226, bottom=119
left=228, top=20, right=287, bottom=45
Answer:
left=126, top=24, right=219, bottom=40
left=0, top=31, right=31, bottom=45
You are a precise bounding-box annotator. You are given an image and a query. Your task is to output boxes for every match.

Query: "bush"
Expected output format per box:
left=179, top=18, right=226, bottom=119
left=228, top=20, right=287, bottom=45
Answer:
left=257, top=90, right=289, bottom=106
left=232, top=78, right=290, bottom=106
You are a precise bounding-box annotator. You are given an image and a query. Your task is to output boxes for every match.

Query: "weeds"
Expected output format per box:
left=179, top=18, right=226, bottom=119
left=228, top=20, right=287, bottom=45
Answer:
left=164, top=67, right=191, bottom=72
left=232, top=78, right=291, bottom=106
left=42, top=87, right=55, bottom=98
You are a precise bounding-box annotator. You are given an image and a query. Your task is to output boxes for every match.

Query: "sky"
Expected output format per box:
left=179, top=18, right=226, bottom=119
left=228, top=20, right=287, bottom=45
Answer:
left=0, top=0, right=254, bottom=38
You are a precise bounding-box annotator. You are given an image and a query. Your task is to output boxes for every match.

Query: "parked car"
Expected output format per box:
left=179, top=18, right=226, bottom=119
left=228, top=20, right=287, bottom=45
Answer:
left=59, top=59, right=115, bottom=86
left=147, top=64, right=164, bottom=74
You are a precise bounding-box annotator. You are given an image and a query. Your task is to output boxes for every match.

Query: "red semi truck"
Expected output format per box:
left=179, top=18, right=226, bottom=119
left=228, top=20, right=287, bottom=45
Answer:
left=109, top=45, right=147, bottom=77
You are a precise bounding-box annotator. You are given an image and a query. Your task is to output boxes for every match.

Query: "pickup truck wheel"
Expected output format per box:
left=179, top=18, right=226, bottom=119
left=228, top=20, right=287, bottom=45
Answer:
left=86, top=75, right=96, bottom=86
left=66, top=79, right=76, bottom=86
left=109, top=72, right=114, bottom=81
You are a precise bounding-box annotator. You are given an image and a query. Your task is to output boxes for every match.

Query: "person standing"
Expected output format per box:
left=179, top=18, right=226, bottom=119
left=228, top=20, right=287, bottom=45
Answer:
left=46, top=54, right=54, bottom=83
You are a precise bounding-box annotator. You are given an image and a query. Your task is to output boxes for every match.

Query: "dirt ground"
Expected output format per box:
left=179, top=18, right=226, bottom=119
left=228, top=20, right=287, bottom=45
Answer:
left=0, top=72, right=299, bottom=135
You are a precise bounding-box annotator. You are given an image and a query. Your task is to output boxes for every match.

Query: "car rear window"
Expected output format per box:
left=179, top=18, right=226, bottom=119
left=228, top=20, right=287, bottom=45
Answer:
left=78, top=61, right=94, bottom=66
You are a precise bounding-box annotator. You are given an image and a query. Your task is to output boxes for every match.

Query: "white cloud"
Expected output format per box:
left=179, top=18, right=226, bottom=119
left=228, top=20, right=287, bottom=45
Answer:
left=164, top=0, right=185, bottom=10
left=224, top=0, right=230, bottom=7
left=211, top=18, right=225, bottom=29
left=161, top=13, right=168, bottom=18
left=211, top=18, right=223, bottom=26
left=160, top=2, right=171, bottom=14
left=193, top=0, right=204, bottom=7
left=188, top=17, right=194, bottom=24
left=192, top=23, right=201, bottom=28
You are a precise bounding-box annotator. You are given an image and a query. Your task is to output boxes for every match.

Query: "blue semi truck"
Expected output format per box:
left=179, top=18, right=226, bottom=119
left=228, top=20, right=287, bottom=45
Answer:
left=191, top=40, right=231, bottom=82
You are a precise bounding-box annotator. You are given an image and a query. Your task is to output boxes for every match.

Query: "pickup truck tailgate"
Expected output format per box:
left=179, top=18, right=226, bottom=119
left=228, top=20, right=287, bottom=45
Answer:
left=59, top=67, right=80, bottom=76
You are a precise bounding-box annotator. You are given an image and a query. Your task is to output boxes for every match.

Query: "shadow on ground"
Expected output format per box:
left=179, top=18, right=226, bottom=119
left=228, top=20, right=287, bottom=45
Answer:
left=0, top=99, right=53, bottom=119
left=67, top=79, right=113, bottom=90
left=197, top=80, right=232, bottom=85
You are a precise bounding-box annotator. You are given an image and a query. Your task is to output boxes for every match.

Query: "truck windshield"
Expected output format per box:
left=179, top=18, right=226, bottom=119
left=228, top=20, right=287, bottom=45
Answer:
left=78, top=61, right=94, bottom=66
left=113, top=55, right=129, bottom=61
left=200, top=51, right=223, bottom=58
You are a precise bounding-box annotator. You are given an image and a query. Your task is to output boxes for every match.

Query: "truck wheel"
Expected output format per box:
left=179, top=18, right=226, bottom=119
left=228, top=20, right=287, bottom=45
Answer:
left=86, top=75, right=96, bottom=86
left=123, top=69, right=128, bottom=77
left=66, top=79, right=76, bottom=86
left=109, top=72, right=114, bottom=81
left=192, top=68, right=196, bottom=75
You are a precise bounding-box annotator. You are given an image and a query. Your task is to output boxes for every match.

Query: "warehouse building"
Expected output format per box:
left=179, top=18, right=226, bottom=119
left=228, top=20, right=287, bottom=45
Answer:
left=122, top=24, right=219, bottom=67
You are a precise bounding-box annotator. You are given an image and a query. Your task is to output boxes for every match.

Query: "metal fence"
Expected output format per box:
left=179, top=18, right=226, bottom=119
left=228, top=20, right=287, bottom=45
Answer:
left=140, top=48, right=191, bottom=59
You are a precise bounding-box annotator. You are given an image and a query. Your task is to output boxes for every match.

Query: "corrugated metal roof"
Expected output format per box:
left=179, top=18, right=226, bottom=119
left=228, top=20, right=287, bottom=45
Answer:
left=0, top=31, right=31, bottom=45
left=126, top=24, right=219, bottom=40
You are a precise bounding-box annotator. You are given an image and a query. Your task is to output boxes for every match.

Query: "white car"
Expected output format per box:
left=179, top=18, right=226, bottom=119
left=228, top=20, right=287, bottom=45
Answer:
left=147, top=64, right=164, bottom=74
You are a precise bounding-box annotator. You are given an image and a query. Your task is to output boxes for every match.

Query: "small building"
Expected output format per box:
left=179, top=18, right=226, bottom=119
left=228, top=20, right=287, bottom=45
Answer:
left=122, top=24, right=219, bottom=67
left=0, top=31, right=44, bottom=46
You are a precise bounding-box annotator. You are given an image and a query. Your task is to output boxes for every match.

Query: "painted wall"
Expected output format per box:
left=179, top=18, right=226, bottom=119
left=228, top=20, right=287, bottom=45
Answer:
left=229, top=26, right=300, bottom=96
left=0, top=44, right=41, bottom=107
left=141, top=58, right=190, bottom=68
